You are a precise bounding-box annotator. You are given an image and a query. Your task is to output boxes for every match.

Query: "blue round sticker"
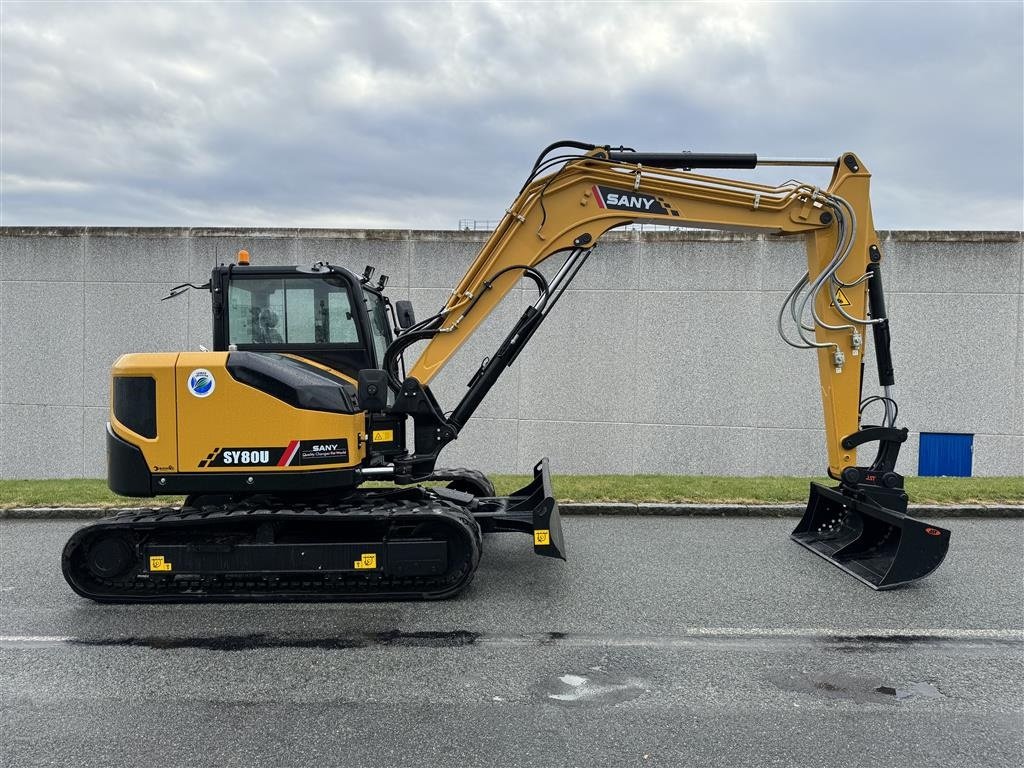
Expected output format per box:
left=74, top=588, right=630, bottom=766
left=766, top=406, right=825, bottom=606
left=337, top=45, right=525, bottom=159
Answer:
left=187, top=368, right=215, bottom=398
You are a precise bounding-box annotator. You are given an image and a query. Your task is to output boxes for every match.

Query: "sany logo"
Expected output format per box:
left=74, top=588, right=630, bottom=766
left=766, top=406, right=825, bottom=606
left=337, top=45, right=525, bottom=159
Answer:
left=312, top=444, right=338, bottom=452
left=607, top=193, right=655, bottom=210
left=592, top=185, right=668, bottom=214
left=222, top=450, right=270, bottom=465
left=187, top=369, right=215, bottom=398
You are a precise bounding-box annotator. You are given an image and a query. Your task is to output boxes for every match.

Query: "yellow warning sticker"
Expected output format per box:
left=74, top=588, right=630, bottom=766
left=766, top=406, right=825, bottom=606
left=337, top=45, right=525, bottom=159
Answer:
left=354, top=553, right=377, bottom=570
left=372, top=429, right=394, bottom=442
left=149, top=555, right=172, bottom=572
left=831, top=287, right=851, bottom=307
left=534, top=530, right=550, bottom=546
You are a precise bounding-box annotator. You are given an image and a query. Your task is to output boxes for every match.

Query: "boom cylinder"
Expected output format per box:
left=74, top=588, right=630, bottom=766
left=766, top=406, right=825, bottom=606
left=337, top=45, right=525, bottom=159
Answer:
left=606, top=151, right=757, bottom=169
left=449, top=306, right=544, bottom=429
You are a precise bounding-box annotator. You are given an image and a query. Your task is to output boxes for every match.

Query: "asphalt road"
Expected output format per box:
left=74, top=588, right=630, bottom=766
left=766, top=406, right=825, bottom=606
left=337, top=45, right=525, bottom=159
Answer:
left=2, top=517, right=1022, bottom=768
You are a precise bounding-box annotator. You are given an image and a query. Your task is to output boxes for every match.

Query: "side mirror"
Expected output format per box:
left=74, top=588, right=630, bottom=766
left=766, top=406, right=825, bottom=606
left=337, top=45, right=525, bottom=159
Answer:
left=357, top=369, right=389, bottom=412
left=394, top=300, right=416, bottom=330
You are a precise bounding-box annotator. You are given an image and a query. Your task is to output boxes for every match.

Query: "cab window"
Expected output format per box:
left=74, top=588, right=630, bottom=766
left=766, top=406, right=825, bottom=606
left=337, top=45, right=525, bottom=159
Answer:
left=363, top=290, right=392, bottom=365
left=227, top=276, right=360, bottom=346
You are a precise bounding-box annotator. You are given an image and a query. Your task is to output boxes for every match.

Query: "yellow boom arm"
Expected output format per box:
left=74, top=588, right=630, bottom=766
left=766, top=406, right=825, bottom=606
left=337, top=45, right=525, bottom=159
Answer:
left=400, top=146, right=888, bottom=479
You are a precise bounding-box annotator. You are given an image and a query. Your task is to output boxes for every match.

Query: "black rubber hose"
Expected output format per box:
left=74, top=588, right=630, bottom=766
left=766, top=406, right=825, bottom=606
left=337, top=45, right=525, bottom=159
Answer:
left=530, top=140, right=597, bottom=172
left=382, top=320, right=442, bottom=392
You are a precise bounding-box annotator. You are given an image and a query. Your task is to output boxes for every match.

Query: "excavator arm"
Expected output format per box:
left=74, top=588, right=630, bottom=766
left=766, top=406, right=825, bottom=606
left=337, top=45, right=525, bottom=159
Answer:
left=374, top=141, right=949, bottom=589
left=394, top=144, right=878, bottom=477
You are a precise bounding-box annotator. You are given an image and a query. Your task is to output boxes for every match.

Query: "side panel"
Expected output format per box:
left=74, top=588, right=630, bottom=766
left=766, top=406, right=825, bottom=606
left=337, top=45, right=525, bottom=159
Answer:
left=109, top=353, right=180, bottom=472
left=174, top=352, right=365, bottom=473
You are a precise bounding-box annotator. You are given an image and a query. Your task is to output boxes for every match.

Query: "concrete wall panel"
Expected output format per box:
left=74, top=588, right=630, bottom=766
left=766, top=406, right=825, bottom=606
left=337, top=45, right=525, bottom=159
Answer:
left=440, top=417, right=518, bottom=474
left=519, top=420, right=634, bottom=474
left=301, top=234, right=410, bottom=289
left=636, top=291, right=762, bottom=428
left=0, top=404, right=83, bottom=479
left=972, top=433, right=1024, bottom=477
left=755, top=291, right=826, bottom=430
left=519, top=289, right=638, bottom=424
left=0, top=232, right=84, bottom=282
left=1, top=228, right=1020, bottom=480
left=538, top=237, right=640, bottom=291
left=634, top=424, right=761, bottom=476
left=642, top=237, right=764, bottom=292
left=188, top=234, right=300, bottom=283
left=756, top=428, right=829, bottom=477
left=409, top=236, right=485, bottom=289
left=889, top=292, right=1019, bottom=437
left=0, top=281, right=84, bottom=406
left=83, top=405, right=108, bottom=477
left=884, top=236, right=1022, bottom=295
left=85, top=233, right=189, bottom=283
left=186, top=288, right=214, bottom=351
left=82, top=283, right=190, bottom=406
left=760, top=236, right=808, bottom=292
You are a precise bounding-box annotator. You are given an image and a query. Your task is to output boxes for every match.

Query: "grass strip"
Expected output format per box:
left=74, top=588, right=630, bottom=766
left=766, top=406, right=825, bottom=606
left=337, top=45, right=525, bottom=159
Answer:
left=1, top=475, right=1021, bottom=509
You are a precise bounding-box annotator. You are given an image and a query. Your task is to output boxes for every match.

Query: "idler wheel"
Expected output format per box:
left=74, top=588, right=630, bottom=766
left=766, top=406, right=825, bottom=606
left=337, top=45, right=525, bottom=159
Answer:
left=86, top=536, right=136, bottom=579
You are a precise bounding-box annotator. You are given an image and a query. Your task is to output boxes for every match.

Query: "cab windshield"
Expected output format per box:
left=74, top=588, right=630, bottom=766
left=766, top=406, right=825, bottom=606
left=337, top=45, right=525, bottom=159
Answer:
left=227, top=275, right=359, bottom=346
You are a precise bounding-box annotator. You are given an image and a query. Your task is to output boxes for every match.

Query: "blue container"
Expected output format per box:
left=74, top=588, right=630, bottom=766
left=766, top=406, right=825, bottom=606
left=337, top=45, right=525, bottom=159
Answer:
left=918, top=432, right=973, bottom=477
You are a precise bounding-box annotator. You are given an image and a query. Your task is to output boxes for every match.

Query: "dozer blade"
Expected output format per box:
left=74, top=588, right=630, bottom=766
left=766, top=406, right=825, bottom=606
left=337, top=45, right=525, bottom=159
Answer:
left=511, top=458, right=566, bottom=560
left=792, top=482, right=950, bottom=590
left=473, top=458, right=567, bottom=560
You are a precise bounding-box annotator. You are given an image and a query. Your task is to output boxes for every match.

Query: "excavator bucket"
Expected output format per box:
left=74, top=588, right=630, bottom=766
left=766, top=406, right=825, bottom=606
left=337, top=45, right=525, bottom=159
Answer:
left=792, top=482, right=950, bottom=590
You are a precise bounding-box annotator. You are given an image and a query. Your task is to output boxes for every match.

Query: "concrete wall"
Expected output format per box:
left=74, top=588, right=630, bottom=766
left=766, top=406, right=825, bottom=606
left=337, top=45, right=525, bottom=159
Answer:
left=1, top=227, right=1021, bottom=479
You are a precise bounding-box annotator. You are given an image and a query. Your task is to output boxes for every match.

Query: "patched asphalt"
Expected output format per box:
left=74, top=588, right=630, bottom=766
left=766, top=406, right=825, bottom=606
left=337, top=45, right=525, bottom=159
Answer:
left=2, top=517, right=1022, bottom=767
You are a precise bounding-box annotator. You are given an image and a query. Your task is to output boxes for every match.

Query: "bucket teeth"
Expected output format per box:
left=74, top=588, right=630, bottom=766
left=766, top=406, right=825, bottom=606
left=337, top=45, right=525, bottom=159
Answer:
left=792, top=481, right=950, bottom=590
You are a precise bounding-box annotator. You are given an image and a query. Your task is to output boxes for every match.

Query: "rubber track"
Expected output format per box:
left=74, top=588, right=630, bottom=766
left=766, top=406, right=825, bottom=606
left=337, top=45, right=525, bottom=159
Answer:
left=428, top=467, right=496, bottom=497
left=62, top=491, right=483, bottom=603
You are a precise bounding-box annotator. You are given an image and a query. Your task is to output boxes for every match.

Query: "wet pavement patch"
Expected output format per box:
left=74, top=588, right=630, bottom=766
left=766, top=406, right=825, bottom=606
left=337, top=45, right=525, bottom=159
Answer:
left=71, top=630, right=480, bottom=652
left=768, top=670, right=946, bottom=703
left=539, top=631, right=568, bottom=645
left=537, top=671, right=648, bottom=706
left=374, top=630, right=479, bottom=647
left=874, top=682, right=944, bottom=700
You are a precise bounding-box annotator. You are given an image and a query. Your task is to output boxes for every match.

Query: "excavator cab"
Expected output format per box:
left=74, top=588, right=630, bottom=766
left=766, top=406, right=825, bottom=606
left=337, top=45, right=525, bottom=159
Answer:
left=211, top=261, right=396, bottom=377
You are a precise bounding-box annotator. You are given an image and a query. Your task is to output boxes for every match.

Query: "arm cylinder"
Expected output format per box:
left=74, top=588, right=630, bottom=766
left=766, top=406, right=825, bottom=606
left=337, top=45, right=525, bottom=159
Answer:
left=867, top=263, right=895, bottom=387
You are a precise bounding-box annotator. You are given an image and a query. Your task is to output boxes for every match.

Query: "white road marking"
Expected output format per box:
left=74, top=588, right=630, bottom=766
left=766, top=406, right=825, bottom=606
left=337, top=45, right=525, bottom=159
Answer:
left=0, top=636, right=75, bottom=646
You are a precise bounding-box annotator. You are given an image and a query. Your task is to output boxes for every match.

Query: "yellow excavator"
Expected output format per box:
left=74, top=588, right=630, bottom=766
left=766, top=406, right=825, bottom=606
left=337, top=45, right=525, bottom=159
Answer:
left=62, top=141, right=950, bottom=601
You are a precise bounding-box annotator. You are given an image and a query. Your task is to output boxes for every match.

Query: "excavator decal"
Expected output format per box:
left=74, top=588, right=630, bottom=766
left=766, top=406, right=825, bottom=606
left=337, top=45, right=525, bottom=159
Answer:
left=198, top=447, right=284, bottom=467
left=591, top=184, right=669, bottom=214
left=197, top=440, right=350, bottom=468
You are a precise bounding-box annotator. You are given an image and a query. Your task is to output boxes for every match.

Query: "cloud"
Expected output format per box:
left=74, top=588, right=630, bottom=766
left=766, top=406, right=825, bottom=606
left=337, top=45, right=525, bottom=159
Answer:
left=1, top=1, right=1021, bottom=229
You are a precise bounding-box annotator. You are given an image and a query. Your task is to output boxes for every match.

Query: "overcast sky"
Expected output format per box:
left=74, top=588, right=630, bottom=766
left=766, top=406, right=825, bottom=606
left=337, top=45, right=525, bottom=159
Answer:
left=2, top=1, right=1022, bottom=229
